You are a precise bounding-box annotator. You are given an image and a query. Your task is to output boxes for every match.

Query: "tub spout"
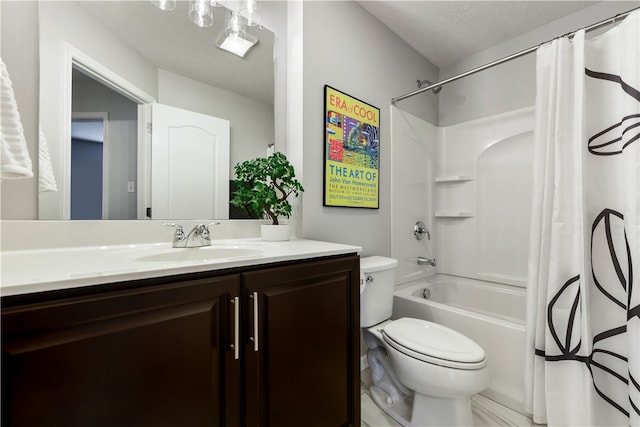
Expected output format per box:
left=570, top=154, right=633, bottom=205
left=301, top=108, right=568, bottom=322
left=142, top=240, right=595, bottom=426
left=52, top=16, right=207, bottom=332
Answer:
left=417, top=256, right=436, bottom=267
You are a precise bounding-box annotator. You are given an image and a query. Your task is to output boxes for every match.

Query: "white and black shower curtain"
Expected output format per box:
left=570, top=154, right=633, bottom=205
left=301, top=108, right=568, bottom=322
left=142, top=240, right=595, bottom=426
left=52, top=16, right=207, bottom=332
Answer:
left=525, top=10, right=640, bottom=426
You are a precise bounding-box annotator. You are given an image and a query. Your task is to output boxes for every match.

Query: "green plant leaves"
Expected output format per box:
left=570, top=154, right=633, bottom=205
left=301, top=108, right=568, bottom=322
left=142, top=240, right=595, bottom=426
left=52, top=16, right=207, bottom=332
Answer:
left=230, top=152, right=304, bottom=225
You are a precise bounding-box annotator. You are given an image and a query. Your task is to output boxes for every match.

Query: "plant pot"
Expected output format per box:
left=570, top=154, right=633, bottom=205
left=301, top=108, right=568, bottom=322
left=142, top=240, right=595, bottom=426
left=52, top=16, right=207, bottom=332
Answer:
left=261, top=224, right=290, bottom=241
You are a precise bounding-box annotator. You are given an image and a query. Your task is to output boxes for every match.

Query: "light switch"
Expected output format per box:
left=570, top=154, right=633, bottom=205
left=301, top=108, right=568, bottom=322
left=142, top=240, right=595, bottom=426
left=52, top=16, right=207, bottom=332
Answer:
left=128, top=181, right=135, bottom=193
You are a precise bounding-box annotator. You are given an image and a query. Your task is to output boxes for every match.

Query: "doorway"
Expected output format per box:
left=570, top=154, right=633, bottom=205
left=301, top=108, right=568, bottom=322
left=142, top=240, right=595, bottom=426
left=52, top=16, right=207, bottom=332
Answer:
left=70, top=116, right=106, bottom=219
left=71, top=67, right=138, bottom=219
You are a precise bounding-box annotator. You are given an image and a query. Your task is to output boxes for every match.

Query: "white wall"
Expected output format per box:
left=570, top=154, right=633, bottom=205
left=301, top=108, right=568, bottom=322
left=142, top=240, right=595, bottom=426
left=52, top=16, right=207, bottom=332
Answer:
left=301, top=1, right=439, bottom=256
left=0, top=1, right=39, bottom=219
left=260, top=1, right=288, bottom=153
left=284, top=0, right=304, bottom=237
left=158, top=69, right=274, bottom=175
left=38, top=1, right=158, bottom=219
left=438, top=1, right=637, bottom=126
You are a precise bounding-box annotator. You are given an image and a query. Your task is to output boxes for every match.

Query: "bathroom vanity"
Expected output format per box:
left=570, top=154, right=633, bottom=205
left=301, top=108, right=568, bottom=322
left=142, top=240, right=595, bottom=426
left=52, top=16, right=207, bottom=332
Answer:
left=1, top=239, right=361, bottom=427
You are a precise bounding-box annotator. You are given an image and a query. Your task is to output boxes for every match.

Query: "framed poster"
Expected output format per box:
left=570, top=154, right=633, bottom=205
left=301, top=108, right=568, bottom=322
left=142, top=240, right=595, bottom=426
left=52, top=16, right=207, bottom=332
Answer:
left=323, top=85, right=380, bottom=209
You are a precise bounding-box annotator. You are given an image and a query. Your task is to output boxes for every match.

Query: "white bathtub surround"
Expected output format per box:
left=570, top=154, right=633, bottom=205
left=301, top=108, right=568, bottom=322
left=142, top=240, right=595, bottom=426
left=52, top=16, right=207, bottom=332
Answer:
left=434, top=108, right=535, bottom=287
left=390, top=105, right=535, bottom=288
left=389, top=106, right=437, bottom=285
left=393, top=275, right=527, bottom=416
left=526, top=10, right=640, bottom=426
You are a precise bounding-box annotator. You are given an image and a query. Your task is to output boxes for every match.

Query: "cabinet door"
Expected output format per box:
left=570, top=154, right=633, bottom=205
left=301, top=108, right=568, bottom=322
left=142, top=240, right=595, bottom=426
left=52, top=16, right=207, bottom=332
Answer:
left=1, top=275, right=241, bottom=427
left=243, top=255, right=360, bottom=427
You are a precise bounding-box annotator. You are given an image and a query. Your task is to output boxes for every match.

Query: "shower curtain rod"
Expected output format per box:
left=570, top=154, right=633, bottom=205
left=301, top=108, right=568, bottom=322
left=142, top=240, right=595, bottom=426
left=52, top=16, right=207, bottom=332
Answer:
left=391, top=7, right=639, bottom=104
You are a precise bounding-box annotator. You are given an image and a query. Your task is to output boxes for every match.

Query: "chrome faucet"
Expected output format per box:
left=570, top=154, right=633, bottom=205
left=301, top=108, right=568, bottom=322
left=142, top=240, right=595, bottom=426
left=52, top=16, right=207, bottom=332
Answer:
left=163, top=222, right=220, bottom=248
left=413, top=221, right=430, bottom=240
left=417, top=256, right=436, bottom=267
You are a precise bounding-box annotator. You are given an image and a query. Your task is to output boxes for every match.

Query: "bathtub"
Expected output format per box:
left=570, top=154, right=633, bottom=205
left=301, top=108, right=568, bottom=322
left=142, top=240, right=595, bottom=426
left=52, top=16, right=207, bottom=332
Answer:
left=392, top=274, right=527, bottom=415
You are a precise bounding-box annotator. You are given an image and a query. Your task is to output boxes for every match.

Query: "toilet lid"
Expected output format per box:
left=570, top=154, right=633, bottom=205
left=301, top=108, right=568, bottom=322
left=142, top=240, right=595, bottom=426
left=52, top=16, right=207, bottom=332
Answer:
left=382, top=318, right=485, bottom=367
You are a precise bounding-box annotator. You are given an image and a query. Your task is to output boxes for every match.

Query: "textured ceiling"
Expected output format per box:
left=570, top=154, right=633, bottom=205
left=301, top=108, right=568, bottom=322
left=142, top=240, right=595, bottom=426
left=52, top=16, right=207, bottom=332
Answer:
left=357, top=1, right=602, bottom=68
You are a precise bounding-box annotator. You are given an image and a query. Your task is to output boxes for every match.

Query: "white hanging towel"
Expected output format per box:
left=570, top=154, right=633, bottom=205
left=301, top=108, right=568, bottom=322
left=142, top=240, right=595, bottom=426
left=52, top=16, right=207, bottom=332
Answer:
left=38, top=126, right=57, bottom=192
left=1, top=57, right=33, bottom=180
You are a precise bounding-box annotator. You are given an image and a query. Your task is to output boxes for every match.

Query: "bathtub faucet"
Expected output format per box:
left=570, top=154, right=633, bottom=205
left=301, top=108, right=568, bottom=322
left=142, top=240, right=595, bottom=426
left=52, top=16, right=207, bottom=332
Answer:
left=417, top=256, right=436, bottom=267
left=413, top=221, right=430, bottom=240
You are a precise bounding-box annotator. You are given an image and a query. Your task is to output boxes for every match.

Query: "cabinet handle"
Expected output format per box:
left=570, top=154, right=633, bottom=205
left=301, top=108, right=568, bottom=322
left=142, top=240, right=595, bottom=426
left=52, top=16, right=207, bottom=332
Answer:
left=250, top=292, right=259, bottom=352
left=231, top=296, right=239, bottom=360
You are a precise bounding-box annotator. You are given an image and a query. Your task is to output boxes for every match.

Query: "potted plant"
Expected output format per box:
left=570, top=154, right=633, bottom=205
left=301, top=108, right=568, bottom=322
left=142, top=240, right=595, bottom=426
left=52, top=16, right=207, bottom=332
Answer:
left=230, top=152, right=304, bottom=241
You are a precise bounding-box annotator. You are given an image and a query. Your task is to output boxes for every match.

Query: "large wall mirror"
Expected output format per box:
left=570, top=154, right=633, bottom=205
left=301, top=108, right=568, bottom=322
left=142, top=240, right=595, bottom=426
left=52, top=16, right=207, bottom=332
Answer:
left=38, top=0, right=278, bottom=220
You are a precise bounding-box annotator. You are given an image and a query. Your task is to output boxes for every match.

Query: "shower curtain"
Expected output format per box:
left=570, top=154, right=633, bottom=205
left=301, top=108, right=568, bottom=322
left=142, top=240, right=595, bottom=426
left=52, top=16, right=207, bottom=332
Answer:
left=525, top=10, right=640, bottom=426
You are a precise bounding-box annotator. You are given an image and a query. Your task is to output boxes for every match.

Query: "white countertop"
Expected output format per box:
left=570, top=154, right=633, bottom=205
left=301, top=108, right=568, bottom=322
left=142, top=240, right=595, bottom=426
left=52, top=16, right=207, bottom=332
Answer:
left=1, top=238, right=362, bottom=297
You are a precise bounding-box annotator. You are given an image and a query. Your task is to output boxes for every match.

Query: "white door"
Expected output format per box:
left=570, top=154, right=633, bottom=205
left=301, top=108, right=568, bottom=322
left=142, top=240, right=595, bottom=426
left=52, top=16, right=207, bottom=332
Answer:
left=151, top=103, right=230, bottom=219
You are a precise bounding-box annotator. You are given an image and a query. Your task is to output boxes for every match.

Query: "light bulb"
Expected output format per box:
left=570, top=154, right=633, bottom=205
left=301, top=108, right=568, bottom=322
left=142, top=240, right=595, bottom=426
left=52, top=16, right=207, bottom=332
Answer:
left=229, top=11, right=242, bottom=34
left=243, top=0, right=261, bottom=27
left=194, top=0, right=209, bottom=16
left=151, top=0, right=176, bottom=11
left=246, top=0, right=257, bottom=14
left=189, top=0, right=213, bottom=27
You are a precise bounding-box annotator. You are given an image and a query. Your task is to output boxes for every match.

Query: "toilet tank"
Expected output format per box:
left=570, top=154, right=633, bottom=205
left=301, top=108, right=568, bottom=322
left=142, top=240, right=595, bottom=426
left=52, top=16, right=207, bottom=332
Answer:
left=360, top=256, right=398, bottom=327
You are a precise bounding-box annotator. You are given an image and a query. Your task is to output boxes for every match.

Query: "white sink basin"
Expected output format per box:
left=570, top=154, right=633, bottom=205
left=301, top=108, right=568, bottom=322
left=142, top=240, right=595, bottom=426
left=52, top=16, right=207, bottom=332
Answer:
left=135, top=246, right=263, bottom=262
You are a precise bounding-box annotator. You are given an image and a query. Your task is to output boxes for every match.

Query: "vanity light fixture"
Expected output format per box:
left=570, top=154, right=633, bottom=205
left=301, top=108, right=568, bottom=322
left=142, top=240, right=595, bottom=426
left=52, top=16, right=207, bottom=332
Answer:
left=216, top=10, right=258, bottom=58
left=189, top=0, right=214, bottom=28
left=243, top=0, right=261, bottom=27
left=150, top=0, right=260, bottom=56
left=151, top=0, right=176, bottom=11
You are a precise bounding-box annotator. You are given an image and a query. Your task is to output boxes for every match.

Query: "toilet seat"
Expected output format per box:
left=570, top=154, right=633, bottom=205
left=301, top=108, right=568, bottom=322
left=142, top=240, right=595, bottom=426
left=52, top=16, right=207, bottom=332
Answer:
left=382, top=318, right=486, bottom=370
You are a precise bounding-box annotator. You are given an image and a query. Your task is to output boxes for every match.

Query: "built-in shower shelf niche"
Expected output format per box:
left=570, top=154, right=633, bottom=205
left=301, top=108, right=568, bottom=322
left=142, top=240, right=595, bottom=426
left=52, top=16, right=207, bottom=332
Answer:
left=434, top=211, right=475, bottom=218
left=434, top=175, right=474, bottom=183
left=434, top=176, right=475, bottom=218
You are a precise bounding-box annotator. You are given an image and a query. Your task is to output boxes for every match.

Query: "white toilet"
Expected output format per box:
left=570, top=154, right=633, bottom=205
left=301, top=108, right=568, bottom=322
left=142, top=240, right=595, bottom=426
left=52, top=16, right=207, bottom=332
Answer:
left=361, top=256, right=489, bottom=426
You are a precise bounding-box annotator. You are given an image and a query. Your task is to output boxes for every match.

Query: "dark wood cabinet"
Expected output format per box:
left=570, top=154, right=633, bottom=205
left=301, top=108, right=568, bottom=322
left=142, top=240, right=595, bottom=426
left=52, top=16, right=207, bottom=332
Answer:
left=243, top=256, right=360, bottom=427
left=1, top=254, right=360, bottom=427
left=1, top=274, right=241, bottom=427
